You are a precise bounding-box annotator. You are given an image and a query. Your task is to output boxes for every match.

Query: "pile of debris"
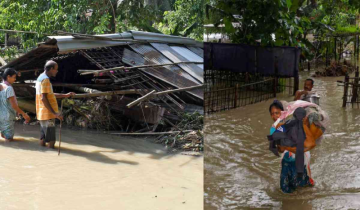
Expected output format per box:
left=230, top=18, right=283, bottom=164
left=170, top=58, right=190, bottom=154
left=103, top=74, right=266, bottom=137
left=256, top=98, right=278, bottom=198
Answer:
left=313, top=61, right=356, bottom=77
left=155, top=112, right=203, bottom=152
left=1, top=30, right=204, bottom=152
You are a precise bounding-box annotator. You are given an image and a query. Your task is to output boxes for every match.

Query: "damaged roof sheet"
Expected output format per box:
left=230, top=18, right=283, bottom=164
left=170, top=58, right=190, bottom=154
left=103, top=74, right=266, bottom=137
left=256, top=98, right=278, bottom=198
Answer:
left=170, top=46, right=203, bottom=70
left=129, top=44, right=200, bottom=84
left=150, top=43, right=203, bottom=83
left=186, top=46, right=204, bottom=58
left=122, top=48, right=203, bottom=100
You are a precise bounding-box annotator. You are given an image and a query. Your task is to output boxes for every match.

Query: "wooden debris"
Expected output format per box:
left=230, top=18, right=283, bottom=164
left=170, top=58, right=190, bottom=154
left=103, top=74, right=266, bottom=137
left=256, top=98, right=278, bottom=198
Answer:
left=313, top=61, right=356, bottom=77
left=127, top=85, right=203, bottom=108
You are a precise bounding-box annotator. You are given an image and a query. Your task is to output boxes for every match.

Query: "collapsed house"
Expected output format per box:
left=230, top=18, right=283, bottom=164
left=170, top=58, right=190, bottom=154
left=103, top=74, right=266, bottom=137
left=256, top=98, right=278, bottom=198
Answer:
left=0, top=31, right=204, bottom=137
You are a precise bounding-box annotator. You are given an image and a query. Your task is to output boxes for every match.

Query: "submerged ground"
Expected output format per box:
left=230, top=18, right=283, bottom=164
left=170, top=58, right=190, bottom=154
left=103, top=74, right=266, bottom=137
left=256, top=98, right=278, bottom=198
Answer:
left=0, top=124, right=203, bottom=210
left=204, top=72, right=360, bottom=209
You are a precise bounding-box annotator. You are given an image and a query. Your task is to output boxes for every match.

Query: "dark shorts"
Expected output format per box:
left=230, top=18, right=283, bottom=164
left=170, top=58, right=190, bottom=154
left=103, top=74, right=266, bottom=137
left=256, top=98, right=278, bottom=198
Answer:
left=40, top=119, right=56, bottom=142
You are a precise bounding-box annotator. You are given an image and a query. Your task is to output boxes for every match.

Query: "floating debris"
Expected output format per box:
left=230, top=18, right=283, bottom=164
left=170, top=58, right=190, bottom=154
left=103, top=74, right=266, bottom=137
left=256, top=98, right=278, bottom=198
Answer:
left=313, top=61, right=356, bottom=77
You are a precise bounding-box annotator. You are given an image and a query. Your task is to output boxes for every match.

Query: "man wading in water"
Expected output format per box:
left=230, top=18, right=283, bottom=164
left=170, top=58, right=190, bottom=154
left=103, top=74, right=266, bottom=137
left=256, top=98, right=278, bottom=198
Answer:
left=35, top=60, right=75, bottom=148
left=294, top=79, right=314, bottom=101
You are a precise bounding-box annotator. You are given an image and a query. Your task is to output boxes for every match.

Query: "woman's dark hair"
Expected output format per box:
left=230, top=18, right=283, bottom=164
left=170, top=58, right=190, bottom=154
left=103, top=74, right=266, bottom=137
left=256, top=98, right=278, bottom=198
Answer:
left=269, top=100, right=284, bottom=113
left=0, top=68, right=18, bottom=81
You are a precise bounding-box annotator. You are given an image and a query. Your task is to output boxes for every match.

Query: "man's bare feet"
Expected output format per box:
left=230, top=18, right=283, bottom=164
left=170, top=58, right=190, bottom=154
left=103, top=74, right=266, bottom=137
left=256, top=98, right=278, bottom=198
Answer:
left=47, top=141, right=55, bottom=149
left=39, top=139, right=46, bottom=147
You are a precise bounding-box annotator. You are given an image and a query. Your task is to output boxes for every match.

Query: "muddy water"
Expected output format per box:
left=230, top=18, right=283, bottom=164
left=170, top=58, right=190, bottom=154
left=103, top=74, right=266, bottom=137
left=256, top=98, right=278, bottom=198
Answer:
left=204, top=73, right=360, bottom=209
left=0, top=125, right=203, bottom=210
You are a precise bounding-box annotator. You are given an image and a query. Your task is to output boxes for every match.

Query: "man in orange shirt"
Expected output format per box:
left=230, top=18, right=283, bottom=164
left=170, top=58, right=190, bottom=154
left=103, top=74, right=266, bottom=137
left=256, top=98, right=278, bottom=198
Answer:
left=36, top=60, right=75, bottom=148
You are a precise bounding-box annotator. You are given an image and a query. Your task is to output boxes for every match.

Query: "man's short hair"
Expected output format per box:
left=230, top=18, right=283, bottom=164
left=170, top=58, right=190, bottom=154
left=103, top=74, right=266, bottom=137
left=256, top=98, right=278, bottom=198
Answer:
left=305, top=78, right=314, bottom=85
left=44, top=60, right=58, bottom=72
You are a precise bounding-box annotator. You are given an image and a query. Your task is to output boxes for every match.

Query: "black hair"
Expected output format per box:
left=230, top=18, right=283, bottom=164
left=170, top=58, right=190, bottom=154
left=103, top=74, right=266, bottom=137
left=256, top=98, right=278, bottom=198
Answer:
left=269, top=100, right=284, bottom=113
left=0, top=68, right=18, bottom=81
left=305, top=78, right=314, bottom=85
left=44, top=60, right=57, bottom=72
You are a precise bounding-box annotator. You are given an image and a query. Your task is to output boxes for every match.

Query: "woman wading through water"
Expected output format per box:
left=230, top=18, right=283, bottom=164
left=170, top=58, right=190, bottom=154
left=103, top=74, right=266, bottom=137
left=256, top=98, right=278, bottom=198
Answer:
left=0, top=68, right=30, bottom=142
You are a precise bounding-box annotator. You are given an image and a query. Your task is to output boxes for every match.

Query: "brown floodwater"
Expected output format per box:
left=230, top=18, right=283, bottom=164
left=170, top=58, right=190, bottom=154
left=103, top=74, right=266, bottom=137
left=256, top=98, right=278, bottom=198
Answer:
left=204, top=72, right=360, bottom=209
left=0, top=124, right=203, bottom=210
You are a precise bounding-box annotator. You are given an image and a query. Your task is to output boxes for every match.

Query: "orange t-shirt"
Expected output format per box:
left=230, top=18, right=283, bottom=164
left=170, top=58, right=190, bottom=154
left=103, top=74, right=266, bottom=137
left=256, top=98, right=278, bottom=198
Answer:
left=35, top=74, right=58, bottom=120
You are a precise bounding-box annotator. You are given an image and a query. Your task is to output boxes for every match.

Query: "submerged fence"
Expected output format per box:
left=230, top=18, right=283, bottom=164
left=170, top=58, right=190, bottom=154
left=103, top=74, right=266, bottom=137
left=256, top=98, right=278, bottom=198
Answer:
left=204, top=43, right=299, bottom=114
left=339, top=68, right=360, bottom=108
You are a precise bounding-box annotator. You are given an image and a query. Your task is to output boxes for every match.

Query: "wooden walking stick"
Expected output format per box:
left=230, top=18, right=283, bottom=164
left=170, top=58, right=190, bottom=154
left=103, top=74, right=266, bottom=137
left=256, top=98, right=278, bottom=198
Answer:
left=58, top=99, right=64, bottom=156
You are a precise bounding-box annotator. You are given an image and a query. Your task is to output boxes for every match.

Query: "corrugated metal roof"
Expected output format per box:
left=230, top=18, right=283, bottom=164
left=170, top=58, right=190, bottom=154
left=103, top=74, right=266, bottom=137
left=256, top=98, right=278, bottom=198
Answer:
left=186, top=46, right=203, bottom=58
left=170, top=46, right=203, bottom=69
left=129, top=44, right=200, bottom=84
left=47, top=36, right=128, bottom=53
left=130, top=30, right=198, bottom=45
left=150, top=43, right=203, bottom=83
left=48, top=31, right=202, bottom=53
left=122, top=48, right=203, bottom=100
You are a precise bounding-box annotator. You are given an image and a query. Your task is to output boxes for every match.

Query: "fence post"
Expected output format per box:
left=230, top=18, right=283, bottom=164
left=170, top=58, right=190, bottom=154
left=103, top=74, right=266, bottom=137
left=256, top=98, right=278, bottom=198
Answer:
left=234, top=84, right=238, bottom=108
left=354, top=35, right=356, bottom=60
left=274, top=58, right=278, bottom=98
left=357, top=35, right=359, bottom=58
left=343, top=73, right=349, bottom=107
left=351, top=67, right=359, bottom=103
left=334, top=37, right=337, bottom=63
left=326, top=41, right=329, bottom=67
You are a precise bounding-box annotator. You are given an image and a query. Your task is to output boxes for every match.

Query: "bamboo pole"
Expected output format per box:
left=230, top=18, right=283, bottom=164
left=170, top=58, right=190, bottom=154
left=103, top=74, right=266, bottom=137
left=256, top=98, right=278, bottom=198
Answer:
left=71, top=89, right=141, bottom=98
left=351, top=68, right=359, bottom=103
left=78, top=61, right=204, bottom=75
left=126, top=85, right=203, bottom=108
left=18, top=69, right=42, bottom=73
left=342, top=74, right=349, bottom=107
left=110, top=130, right=193, bottom=136
left=154, top=84, right=203, bottom=96
left=127, top=90, right=156, bottom=108
left=0, top=29, right=54, bottom=36
left=58, top=99, right=64, bottom=156
left=13, top=83, right=108, bottom=88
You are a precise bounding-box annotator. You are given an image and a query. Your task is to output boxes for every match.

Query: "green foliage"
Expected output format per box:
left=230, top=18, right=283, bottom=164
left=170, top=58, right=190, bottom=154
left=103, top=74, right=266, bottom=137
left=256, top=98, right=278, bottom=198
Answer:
left=153, top=0, right=206, bottom=41
left=205, top=0, right=360, bottom=60
left=0, top=0, right=202, bottom=53
left=0, top=46, right=20, bottom=61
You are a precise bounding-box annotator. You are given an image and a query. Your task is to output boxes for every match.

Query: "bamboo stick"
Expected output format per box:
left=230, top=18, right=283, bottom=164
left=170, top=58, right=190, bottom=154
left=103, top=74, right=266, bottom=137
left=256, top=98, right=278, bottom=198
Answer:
left=78, top=61, right=204, bottom=75
left=110, top=130, right=193, bottom=136
left=58, top=99, right=64, bottom=155
left=71, top=89, right=141, bottom=98
left=127, top=90, right=156, bottom=108
left=126, top=85, right=203, bottom=108
left=18, top=69, right=42, bottom=73
left=154, top=84, right=203, bottom=96
left=0, top=29, right=54, bottom=36
left=13, top=83, right=108, bottom=88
